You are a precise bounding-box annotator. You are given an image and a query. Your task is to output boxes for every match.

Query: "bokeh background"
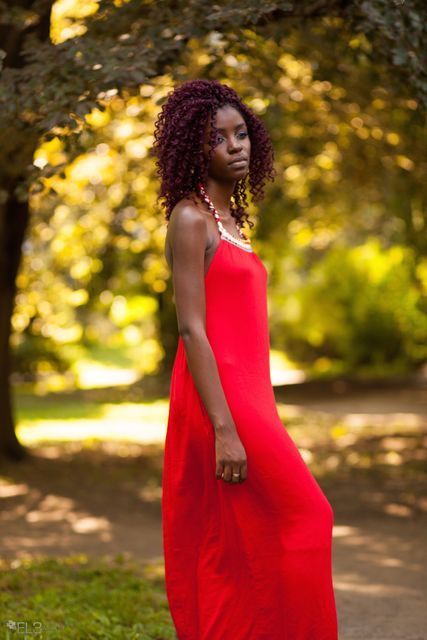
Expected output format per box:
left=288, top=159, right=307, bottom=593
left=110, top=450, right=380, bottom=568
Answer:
left=0, top=1, right=426, bottom=639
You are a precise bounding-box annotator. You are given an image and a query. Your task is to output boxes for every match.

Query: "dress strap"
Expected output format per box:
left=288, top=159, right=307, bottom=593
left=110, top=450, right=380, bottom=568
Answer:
left=218, top=225, right=254, bottom=252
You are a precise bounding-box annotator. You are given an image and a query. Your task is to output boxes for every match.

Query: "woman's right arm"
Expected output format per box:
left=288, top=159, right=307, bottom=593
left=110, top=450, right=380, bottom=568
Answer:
left=168, top=204, right=247, bottom=483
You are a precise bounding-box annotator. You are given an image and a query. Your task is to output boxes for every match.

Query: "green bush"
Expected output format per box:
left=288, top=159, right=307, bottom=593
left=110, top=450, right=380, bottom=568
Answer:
left=273, top=238, right=427, bottom=373
left=11, top=333, right=72, bottom=379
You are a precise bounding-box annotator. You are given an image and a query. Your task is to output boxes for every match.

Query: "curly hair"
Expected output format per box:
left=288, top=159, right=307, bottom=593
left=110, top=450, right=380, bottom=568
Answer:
left=152, top=79, right=276, bottom=232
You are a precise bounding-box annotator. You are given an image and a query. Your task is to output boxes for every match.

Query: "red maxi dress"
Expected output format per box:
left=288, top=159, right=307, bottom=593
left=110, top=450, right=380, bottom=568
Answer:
left=162, top=219, right=339, bottom=640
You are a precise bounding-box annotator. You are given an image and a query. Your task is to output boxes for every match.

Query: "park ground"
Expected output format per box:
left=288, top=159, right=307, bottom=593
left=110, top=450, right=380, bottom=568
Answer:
left=1, top=374, right=426, bottom=639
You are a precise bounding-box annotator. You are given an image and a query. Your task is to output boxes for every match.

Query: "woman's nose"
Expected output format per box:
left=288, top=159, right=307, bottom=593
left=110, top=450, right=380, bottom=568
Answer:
left=227, top=139, right=242, bottom=153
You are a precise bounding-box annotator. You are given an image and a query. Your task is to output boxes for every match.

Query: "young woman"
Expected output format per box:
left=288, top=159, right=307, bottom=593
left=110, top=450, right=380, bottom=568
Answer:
left=153, top=79, right=339, bottom=640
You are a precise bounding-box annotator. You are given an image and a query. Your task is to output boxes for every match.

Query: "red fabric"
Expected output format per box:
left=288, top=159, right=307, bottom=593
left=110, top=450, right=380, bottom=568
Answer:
left=162, top=237, right=339, bottom=639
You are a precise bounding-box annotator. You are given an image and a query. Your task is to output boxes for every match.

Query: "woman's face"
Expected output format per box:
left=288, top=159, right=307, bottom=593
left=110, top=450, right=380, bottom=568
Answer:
left=202, top=105, right=251, bottom=182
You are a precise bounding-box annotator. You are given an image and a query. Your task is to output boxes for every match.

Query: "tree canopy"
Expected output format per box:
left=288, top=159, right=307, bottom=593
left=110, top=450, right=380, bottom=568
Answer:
left=0, top=0, right=426, bottom=459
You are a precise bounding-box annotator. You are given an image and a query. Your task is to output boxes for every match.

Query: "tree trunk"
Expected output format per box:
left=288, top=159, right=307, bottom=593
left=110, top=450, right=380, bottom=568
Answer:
left=0, top=186, right=30, bottom=459
left=0, top=0, right=54, bottom=460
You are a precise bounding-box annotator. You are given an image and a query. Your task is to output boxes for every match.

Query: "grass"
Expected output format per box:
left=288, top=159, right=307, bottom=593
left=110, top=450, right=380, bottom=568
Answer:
left=14, top=392, right=168, bottom=445
left=0, top=554, right=176, bottom=640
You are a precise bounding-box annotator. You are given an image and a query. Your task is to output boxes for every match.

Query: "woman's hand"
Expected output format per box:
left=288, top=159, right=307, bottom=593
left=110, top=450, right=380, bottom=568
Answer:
left=215, top=425, right=248, bottom=483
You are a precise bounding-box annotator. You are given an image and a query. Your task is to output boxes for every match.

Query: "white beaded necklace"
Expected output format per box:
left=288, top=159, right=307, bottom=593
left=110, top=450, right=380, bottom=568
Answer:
left=197, top=183, right=253, bottom=253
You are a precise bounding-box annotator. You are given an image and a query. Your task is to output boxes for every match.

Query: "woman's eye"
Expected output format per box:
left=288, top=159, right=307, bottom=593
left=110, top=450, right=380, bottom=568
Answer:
left=215, top=132, right=247, bottom=144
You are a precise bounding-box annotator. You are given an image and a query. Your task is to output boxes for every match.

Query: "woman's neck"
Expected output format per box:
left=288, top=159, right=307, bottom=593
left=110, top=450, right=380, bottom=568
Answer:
left=202, top=179, right=235, bottom=217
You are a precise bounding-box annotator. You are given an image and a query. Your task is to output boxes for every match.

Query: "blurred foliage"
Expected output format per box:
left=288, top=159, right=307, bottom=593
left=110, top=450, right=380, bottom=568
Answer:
left=270, top=239, right=427, bottom=373
left=1, top=0, right=426, bottom=145
left=12, top=16, right=426, bottom=384
left=11, top=87, right=168, bottom=383
left=3, top=2, right=426, bottom=385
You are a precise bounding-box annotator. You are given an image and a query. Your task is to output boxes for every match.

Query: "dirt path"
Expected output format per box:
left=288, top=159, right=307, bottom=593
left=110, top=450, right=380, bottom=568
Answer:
left=1, top=382, right=426, bottom=639
left=332, top=515, right=426, bottom=640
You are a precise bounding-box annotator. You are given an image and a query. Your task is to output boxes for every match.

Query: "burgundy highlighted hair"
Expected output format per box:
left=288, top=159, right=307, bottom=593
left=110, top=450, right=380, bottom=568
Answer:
left=152, top=79, right=276, bottom=231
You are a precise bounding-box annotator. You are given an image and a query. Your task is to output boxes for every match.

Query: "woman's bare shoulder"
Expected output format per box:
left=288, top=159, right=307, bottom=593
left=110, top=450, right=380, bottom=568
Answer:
left=168, top=194, right=208, bottom=237
left=165, top=195, right=209, bottom=268
left=170, top=193, right=206, bottom=222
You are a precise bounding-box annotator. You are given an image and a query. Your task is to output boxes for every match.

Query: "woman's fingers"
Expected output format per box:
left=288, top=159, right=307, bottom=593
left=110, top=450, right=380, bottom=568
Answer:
left=216, top=456, right=247, bottom=483
left=222, top=464, right=233, bottom=483
left=238, top=461, right=247, bottom=482
left=215, top=461, right=225, bottom=480
left=216, top=463, right=246, bottom=483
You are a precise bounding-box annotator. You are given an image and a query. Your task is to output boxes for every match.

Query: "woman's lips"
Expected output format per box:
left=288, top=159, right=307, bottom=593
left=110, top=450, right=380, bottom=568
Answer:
left=228, top=158, right=247, bottom=168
